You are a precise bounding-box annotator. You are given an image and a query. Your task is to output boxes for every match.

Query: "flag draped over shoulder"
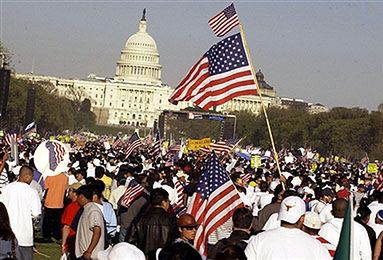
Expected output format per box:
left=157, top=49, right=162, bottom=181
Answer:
left=125, top=132, right=142, bottom=158
left=334, top=198, right=352, bottom=260
left=208, top=3, right=240, bottom=37
left=187, top=152, right=244, bottom=256
left=119, top=179, right=145, bottom=209
left=169, top=33, right=257, bottom=110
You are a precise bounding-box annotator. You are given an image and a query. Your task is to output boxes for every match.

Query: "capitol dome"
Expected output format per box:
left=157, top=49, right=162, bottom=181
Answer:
left=115, top=9, right=162, bottom=85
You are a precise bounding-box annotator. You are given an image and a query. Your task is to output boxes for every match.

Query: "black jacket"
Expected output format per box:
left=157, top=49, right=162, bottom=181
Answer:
left=125, top=207, right=177, bottom=255
left=208, top=230, right=251, bottom=259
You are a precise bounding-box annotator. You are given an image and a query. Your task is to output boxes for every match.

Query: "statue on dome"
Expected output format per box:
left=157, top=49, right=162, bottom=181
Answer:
left=141, top=8, right=146, bottom=21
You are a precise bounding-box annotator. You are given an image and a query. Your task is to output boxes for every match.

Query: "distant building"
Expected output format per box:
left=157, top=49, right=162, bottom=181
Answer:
left=308, top=103, right=329, bottom=114
left=278, top=97, right=309, bottom=110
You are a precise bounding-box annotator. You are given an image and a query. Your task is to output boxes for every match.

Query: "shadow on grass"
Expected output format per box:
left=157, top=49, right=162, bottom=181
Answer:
left=34, top=242, right=61, bottom=260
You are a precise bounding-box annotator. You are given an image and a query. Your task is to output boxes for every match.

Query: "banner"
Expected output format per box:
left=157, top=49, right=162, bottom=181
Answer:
left=251, top=155, right=261, bottom=169
left=187, top=137, right=211, bottom=151
left=368, top=163, right=378, bottom=173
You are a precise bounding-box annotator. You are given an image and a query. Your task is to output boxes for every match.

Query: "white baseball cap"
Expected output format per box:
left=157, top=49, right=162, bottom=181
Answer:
left=278, top=196, right=306, bottom=224
left=98, top=243, right=145, bottom=260
left=303, top=212, right=322, bottom=229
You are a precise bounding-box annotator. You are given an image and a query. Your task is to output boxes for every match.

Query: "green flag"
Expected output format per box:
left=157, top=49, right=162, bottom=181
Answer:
left=334, top=199, right=352, bottom=260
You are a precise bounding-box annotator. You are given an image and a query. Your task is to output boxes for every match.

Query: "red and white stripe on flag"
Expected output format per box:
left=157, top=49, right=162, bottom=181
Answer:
left=174, top=180, right=185, bottom=209
left=211, top=141, right=233, bottom=154
left=4, top=133, right=16, bottom=146
left=120, top=181, right=145, bottom=208
left=208, top=3, right=240, bottom=37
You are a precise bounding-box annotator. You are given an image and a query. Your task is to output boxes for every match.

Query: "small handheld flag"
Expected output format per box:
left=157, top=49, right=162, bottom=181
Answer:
left=209, top=3, right=240, bottom=37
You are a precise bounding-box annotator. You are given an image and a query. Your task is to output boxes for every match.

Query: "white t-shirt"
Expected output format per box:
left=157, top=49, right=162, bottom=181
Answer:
left=262, top=212, right=280, bottom=231
left=319, top=218, right=371, bottom=260
left=368, top=201, right=383, bottom=226
left=0, top=181, right=41, bottom=246
left=245, top=227, right=331, bottom=260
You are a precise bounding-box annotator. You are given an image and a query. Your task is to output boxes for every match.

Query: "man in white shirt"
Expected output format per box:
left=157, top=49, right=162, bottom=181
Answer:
left=245, top=196, right=331, bottom=260
left=311, top=187, right=335, bottom=223
left=319, top=198, right=372, bottom=260
left=0, top=165, right=41, bottom=260
left=75, top=185, right=105, bottom=259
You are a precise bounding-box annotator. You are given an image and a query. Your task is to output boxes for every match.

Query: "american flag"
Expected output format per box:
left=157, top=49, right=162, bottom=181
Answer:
left=240, top=172, right=252, bottom=183
left=124, top=132, right=142, bottom=159
left=119, top=179, right=145, bottom=209
left=199, top=141, right=234, bottom=154
left=149, top=131, right=161, bottom=157
left=374, top=172, right=383, bottom=192
left=208, top=3, right=240, bottom=37
left=187, top=152, right=244, bottom=255
left=112, top=137, right=123, bottom=150
left=169, top=33, right=257, bottom=110
left=46, top=141, right=66, bottom=171
left=173, top=179, right=185, bottom=210
left=4, top=133, right=17, bottom=146
left=211, top=141, right=234, bottom=154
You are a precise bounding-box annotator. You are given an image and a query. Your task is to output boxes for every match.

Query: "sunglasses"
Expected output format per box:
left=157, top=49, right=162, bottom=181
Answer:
left=181, top=226, right=198, bottom=230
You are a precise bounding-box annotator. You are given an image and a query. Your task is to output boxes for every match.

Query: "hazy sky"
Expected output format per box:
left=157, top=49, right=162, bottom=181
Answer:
left=1, top=1, right=382, bottom=110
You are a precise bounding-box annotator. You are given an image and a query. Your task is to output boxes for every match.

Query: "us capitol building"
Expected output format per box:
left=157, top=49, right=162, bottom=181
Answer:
left=16, top=11, right=325, bottom=128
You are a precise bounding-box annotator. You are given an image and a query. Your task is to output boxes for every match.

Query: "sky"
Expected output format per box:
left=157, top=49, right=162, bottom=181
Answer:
left=1, top=0, right=382, bottom=111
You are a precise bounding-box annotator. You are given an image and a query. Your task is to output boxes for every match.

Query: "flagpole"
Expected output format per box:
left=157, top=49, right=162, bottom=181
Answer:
left=238, top=23, right=282, bottom=180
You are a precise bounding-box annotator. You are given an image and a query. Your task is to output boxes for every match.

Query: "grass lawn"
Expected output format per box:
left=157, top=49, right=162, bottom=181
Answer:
left=34, top=242, right=61, bottom=260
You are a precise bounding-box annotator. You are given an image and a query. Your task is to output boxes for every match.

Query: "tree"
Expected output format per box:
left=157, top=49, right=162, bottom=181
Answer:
left=4, top=77, right=96, bottom=132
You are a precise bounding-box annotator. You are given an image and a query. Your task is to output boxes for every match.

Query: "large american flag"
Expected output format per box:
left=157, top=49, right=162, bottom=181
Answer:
left=187, top=152, right=244, bottom=256
left=208, top=3, right=240, bottom=37
left=169, top=33, right=257, bottom=110
left=119, top=179, right=145, bottom=209
left=125, top=132, right=142, bottom=159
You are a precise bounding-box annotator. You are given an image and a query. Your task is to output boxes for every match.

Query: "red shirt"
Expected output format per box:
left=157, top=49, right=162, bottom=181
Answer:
left=61, top=201, right=81, bottom=237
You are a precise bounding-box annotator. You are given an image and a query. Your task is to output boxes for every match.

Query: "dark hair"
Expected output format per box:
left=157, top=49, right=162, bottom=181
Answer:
left=90, top=180, right=105, bottom=199
left=0, top=202, right=15, bottom=241
left=76, top=185, right=94, bottom=201
left=95, top=166, right=105, bottom=179
left=259, top=181, right=269, bottom=192
left=85, top=177, right=95, bottom=185
left=215, top=244, right=247, bottom=260
left=75, top=169, right=86, bottom=178
left=158, top=241, right=202, bottom=260
left=332, top=198, right=348, bottom=218
left=20, top=165, right=34, bottom=175
left=150, top=188, right=169, bottom=206
left=232, top=207, right=253, bottom=229
left=355, top=205, right=371, bottom=221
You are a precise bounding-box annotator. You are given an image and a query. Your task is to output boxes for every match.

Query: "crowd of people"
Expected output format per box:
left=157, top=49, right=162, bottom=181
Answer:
left=0, top=135, right=382, bottom=260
